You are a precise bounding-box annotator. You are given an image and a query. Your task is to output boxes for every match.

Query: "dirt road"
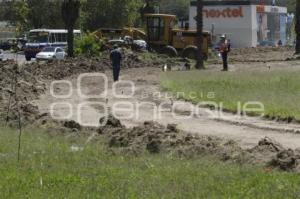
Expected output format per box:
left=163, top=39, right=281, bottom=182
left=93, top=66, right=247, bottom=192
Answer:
left=35, top=59, right=300, bottom=150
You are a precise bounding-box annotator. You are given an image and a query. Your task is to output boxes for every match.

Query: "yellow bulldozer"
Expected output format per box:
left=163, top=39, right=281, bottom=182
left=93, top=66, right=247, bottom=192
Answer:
left=144, top=14, right=210, bottom=60
left=93, top=14, right=211, bottom=60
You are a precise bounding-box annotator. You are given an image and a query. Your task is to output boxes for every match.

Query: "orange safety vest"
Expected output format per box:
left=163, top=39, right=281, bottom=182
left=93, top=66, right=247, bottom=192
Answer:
left=219, top=41, right=230, bottom=53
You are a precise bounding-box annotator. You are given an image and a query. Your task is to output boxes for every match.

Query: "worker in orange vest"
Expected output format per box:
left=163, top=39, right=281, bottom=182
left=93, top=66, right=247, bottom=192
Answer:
left=219, top=35, right=231, bottom=71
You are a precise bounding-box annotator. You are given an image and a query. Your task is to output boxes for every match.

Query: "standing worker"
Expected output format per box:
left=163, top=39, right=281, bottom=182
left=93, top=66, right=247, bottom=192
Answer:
left=219, top=35, right=231, bottom=71
left=110, top=44, right=122, bottom=82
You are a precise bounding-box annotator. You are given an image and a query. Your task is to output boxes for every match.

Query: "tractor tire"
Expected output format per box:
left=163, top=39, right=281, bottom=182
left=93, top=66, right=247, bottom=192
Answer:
left=182, top=45, right=208, bottom=61
left=162, top=45, right=178, bottom=57
left=182, top=45, right=198, bottom=60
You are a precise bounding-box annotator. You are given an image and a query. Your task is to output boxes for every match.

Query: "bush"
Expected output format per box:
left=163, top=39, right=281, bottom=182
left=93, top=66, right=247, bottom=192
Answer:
left=75, top=32, right=103, bottom=56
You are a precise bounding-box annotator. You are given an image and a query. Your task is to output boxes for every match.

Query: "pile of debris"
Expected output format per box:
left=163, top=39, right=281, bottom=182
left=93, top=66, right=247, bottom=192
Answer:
left=24, top=50, right=169, bottom=80
left=0, top=61, right=46, bottom=125
left=98, top=115, right=300, bottom=172
left=248, top=137, right=300, bottom=172
left=0, top=50, right=174, bottom=125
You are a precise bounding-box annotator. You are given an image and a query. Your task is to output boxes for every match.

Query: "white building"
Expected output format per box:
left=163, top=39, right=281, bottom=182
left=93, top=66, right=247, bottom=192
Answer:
left=189, top=0, right=287, bottom=47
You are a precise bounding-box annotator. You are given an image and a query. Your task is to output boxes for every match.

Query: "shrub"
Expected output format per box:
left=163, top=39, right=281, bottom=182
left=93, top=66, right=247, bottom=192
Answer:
left=75, top=32, right=103, bottom=56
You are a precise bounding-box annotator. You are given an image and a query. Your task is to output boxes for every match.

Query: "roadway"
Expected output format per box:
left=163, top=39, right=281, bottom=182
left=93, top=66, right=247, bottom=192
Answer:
left=1, top=51, right=35, bottom=65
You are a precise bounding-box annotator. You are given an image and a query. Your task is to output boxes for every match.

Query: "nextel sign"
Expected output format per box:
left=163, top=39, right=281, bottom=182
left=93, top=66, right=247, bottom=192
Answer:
left=203, top=6, right=244, bottom=18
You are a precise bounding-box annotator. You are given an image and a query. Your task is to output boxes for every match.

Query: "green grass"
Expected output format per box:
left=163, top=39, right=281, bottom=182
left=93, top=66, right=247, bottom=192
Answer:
left=161, top=70, right=300, bottom=121
left=1, top=127, right=300, bottom=198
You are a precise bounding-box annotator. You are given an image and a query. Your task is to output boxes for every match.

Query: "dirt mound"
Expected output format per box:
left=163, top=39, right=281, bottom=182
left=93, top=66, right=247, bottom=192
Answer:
left=64, top=120, right=81, bottom=131
left=270, top=149, right=300, bottom=172
left=0, top=50, right=175, bottom=125
left=24, top=50, right=168, bottom=80
left=0, top=62, right=46, bottom=125
left=98, top=115, right=300, bottom=172
left=98, top=115, right=245, bottom=161
left=248, top=137, right=300, bottom=172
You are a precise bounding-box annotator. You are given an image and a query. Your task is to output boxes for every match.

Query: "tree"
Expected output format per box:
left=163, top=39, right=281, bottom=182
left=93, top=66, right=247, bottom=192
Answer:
left=296, top=0, right=300, bottom=54
left=159, top=0, right=189, bottom=20
left=62, top=0, right=81, bottom=57
left=140, top=0, right=156, bottom=20
left=27, top=0, right=65, bottom=29
left=80, top=0, right=143, bottom=31
left=195, top=0, right=204, bottom=69
left=1, top=0, right=29, bottom=33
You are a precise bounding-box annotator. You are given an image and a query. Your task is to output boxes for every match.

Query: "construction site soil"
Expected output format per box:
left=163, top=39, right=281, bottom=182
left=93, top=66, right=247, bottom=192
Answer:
left=98, top=115, right=300, bottom=172
left=0, top=51, right=171, bottom=125
left=1, top=47, right=300, bottom=172
left=229, top=46, right=298, bottom=62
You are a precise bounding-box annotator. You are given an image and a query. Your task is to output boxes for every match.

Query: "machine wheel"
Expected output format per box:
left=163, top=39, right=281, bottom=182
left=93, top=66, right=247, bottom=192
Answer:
left=162, top=45, right=178, bottom=57
left=182, top=45, right=198, bottom=60
left=182, top=45, right=208, bottom=61
left=25, top=56, right=31, bottom=61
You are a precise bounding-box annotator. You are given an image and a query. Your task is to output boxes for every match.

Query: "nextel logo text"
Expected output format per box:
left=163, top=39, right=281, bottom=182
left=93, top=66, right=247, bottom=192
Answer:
left=203, top=6, right=244, bottom=18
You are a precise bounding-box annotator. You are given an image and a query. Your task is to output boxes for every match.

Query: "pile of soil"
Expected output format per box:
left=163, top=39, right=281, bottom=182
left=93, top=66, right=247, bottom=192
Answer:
left=0, top=61, right=46, bottom=125
left=248, top=137, right=300, bottom=172
left=99, top=117, right=244, bottom=160
left=229, top=46, right=295, bottom=62
left=0, top=50, right=175, bottom=125
left=24, top=50, right=172, bottom=80
left=98, top=115, right=300, bottom=172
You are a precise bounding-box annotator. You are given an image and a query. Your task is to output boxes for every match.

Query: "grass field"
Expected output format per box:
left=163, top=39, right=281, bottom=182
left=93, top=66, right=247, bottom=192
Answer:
left=1, top=127, right=300, bottom=198
left=161, top=70, right=300, bottom=121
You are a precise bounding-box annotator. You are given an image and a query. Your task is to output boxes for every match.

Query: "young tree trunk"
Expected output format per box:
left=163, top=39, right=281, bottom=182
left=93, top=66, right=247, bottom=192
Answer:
left=195, top=0, right=204, bottom=69
left=296, top=0, right=300, bottom=54
left=67, top=27, right=74, bottom=57
left=62, top=0, right=80, bottom=58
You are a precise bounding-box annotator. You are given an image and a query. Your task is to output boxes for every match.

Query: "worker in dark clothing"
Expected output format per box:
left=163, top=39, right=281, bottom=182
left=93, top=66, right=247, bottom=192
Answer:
left=110, top=44, right=122, bottom=82
left=219, top=35, right=231, bottom=71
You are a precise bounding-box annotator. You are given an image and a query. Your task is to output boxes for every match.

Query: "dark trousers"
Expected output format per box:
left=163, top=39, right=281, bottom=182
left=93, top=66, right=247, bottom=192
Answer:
left=221, top=52, right=228, bottom=71
left=113, top=65, right=120, bottom=82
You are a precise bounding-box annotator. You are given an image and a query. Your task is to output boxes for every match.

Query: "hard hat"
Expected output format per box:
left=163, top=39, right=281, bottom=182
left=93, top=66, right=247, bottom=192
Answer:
left=220, top=34, right=226, bottom=38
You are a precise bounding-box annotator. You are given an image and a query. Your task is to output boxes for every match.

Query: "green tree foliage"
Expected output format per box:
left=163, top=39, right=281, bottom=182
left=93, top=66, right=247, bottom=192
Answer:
left=159, top=0, right=189, bottom=20
left=27, top=0, right=65, bottom=28
left=2, top=0, right=29, bottom=32
left=140, top=0, right=157, bottom=20
left=0, top=0, right=65, bottom=29
left=0, top=0, right=296, bottom=33
left=80, top=0, right=144, bottom=31
left=75, top=33, right=103, bottom=56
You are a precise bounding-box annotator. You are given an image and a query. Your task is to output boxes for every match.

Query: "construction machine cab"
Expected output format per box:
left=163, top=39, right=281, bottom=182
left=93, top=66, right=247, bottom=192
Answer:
left=145, top=14, right=176, bottom=46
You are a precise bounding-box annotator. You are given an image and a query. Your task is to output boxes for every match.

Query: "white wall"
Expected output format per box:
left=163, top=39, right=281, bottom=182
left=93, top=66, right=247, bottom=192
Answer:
left=189, top=5, right=256, bottom=48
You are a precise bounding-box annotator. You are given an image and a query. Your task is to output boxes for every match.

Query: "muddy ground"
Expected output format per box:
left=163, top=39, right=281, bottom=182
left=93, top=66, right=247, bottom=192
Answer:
left=229, top=46, right=296, bottom=62
left=1, top=47, right=300, bottom=172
